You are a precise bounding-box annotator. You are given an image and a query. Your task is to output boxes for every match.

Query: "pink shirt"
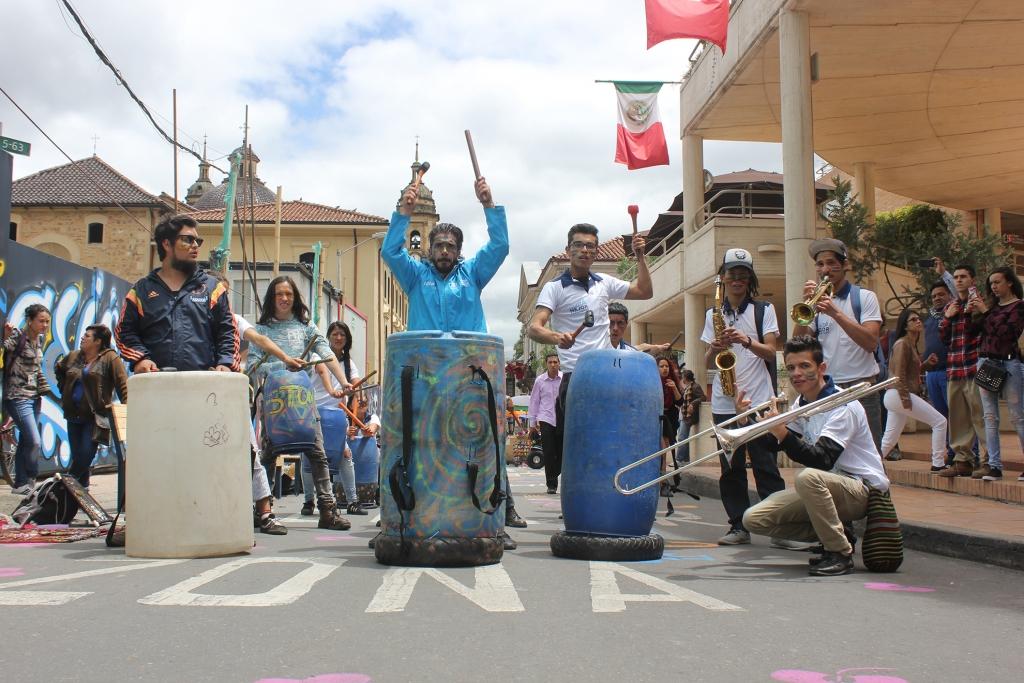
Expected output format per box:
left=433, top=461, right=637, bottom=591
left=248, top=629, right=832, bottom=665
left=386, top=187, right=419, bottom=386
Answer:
left=528, top=371, right=562, bottom=427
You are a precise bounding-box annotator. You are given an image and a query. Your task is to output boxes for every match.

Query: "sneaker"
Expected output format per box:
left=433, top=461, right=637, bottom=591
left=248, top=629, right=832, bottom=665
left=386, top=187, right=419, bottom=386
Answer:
left=347, top=502, right=368, bottom=515
left=971, top=464, right=992, bottom=479
left=300, top=500, right=315, bottom=516
left=717, top=528, right=751, bottom=545
left=770, top=538, right=816, bottom=551
left=546, top=487, right=557, bottom=495
left=808, top=551, right=854, bottom=576
left=884, top=446, right=903, bottom=461
left=930, top=465, right=950, bottom=473
left=506, top=508, right=528, bottom=528
left=499, top=531, right=517, bottom=551
left=937, top=461, right=973, bottom=478
left=10, top=484, right=32, bottom=496
left=982, top=468, right=1003, bottom=481
left=258, top=514, right=288, bottom=535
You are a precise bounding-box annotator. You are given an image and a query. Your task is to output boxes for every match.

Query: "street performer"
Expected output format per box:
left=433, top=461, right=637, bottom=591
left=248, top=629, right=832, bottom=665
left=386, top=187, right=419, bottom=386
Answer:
left=741, top=336, right=890, bottom=577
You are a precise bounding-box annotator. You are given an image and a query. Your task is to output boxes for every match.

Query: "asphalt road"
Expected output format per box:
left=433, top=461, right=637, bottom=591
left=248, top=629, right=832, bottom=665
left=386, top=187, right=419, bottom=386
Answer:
left=0, top=468, right=1020, bottom=683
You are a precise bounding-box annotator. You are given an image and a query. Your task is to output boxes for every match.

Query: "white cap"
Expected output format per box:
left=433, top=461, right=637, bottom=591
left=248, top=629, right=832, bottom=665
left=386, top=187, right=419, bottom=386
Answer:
left=722, top=248, right=754, bottom=271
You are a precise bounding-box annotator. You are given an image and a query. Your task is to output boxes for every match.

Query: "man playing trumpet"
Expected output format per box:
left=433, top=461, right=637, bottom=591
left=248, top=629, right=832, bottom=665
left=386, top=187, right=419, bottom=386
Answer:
left=740, top=336, right=890, bottom=577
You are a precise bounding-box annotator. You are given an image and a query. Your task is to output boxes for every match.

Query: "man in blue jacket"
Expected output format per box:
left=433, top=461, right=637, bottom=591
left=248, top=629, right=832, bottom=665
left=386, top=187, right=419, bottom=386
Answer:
left=116, top=215, right=239, bottom=373
left=382, top=176, right=525, bottom=548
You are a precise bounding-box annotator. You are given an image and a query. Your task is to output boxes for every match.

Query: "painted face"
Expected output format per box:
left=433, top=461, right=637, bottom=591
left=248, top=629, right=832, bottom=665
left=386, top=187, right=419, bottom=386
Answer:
left=568, top=233, right=599, bottom=272
left=784, top=350, right=825, bottom=396
left=608, top=313, right=627, bottom=346
left=273, top=282, right=295, bottom=319
left=814, top=251, right=846, bottom=284
left=430, top=235, right=460, bottom=275
left=930, top=286, right=950, bottom=310
left=951, top=268, right=975, bottom=295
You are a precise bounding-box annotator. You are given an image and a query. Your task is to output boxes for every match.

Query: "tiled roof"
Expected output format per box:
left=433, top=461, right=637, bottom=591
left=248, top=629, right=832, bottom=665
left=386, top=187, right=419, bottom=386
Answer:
left=551, top=231, right=649, bottom=261
left=11, top=156, right=163, bottom=206
left=714, top=168, right=833, bottom=191
left=187, top=200, right=388, bottom=225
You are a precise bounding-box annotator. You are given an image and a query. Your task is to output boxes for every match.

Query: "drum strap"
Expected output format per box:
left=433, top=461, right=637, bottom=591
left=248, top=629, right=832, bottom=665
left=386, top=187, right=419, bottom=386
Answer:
left=388, top=366, right=417, bottom=556
left=466, top=365, right=505, bottom=516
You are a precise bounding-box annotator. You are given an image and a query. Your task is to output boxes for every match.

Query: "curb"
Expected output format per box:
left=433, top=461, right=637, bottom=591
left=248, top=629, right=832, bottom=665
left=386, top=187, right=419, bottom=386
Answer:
left=678, top=472, right=1024, bottom=572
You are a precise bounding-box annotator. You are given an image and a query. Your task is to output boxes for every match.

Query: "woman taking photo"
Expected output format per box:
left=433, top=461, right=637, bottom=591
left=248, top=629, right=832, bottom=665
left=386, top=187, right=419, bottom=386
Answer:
left=966, top=266, right=1024, bottom=482
left=56, top=325, right=128, bottom=488
left=880, top=308, right=947, bottom=472
left=2, top=304, right=52, bottom=495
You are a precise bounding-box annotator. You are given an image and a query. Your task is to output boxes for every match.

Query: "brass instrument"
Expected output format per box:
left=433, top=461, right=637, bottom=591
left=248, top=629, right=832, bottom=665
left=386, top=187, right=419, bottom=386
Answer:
left=791, top=276, right=834, bottom=326
left=712, top=275, right=737, bottom=396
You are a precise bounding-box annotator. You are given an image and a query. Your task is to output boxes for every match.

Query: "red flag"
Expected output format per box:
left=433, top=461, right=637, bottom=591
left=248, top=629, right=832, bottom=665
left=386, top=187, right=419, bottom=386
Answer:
left=645, top=0, right=729, bottom=53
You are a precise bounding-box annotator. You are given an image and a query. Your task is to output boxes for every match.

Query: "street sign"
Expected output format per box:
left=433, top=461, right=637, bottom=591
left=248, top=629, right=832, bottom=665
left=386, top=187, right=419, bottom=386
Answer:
left=0, top=136, right=30, bottom=156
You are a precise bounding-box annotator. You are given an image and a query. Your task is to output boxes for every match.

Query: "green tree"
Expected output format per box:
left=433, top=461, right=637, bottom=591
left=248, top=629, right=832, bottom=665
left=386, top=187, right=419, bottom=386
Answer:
left=822, top=176, right=876, bottom=281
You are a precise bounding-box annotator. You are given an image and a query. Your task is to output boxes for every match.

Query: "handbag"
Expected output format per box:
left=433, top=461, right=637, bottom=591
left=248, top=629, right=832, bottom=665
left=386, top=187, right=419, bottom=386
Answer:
left=975, top=358, right=1008, bottom=394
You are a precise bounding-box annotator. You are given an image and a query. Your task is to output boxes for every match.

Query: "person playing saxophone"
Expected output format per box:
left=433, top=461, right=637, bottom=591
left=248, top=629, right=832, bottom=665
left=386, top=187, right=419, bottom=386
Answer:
left=701, top=249, right=792, bottom=547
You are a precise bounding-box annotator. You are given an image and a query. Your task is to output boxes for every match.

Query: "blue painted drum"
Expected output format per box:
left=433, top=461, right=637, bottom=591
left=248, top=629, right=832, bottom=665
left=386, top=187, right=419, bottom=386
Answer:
left=318, top=406, right=349, bottom=475
left=376, top=330, right=507, bottom=566
left=349, top=435, right=379, bottom=485
left=262, top=369, right=318, bottom=456
left=561, top=348, right=662, bottom=537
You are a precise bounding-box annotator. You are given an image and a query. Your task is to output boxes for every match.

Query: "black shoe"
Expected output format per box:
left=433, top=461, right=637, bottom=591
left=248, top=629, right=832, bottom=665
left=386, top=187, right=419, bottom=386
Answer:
left=300, top=500, right=315, bottom=516
left=546, top=487, right=557, bottom=494
left=368, top=532, right=379, bottom=549
left=376, top=519, right=381, bottom=527
left=659, top=483, right=674, bottom=498
left=930, top=465, right=949, bottom=473
left=499, top=531, right=517, bottom=551
left=808, top=551, right=854, bottom=576
left=506, top=509, right=528, bottom=528
left=347, top=502, right=368, bottom=515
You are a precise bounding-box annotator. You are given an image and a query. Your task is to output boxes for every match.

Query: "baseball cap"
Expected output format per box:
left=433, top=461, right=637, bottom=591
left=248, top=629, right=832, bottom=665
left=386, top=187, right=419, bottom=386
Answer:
left=722, top=248, right=754, bottom=271
left=808, top=238, right=848, bottom=261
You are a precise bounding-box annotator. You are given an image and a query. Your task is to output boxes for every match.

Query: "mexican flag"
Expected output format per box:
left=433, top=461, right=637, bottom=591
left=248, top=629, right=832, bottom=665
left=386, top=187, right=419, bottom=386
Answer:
left=613, top=82, right=669, bottom=170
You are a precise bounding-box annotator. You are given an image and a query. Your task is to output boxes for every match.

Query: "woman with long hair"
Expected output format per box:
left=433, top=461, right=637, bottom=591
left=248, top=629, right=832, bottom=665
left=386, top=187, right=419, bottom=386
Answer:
left=657, top=355, right=684, bottom=492
left=966, top=266, right=1024, bottom=481
left=880, top=308, right=947, bottom=471
left=2, top=304, right=52, bottom=494
left=55, top=325, right=127, bottom=488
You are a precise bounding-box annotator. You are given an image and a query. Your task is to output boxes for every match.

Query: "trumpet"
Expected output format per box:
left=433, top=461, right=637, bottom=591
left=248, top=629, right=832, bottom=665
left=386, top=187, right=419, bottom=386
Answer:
left=613, top=395, right=785, bottom=495
left=791, top=276, right=833, bottom=326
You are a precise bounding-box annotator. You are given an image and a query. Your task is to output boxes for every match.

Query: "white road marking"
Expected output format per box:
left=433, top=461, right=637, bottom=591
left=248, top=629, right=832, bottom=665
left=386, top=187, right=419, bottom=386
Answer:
left=589, top=562, right=743, bottom=613
left=0, top=591, right=92, bottom=606
left=366, top=564, right=525, bottom=613
left=138, top=556, right=340, bottom=607
left=0, top=559, right=186, bottom=606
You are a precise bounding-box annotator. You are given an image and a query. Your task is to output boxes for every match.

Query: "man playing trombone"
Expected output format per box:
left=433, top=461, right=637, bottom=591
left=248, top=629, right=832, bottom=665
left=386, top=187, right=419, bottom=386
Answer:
left=740, top=336, right=891, bottom=577
left=700, top=249, right=788, bottom=547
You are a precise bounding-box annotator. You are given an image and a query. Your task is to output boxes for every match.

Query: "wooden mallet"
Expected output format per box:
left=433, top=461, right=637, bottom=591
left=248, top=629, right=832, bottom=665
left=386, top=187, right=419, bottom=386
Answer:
left=408, top=161, right=430, bottom=209
left=627, top=204, right=639, bottom=234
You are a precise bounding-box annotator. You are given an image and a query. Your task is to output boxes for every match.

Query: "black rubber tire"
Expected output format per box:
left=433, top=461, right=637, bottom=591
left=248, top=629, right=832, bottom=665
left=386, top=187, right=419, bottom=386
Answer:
left=375, top=534, right=504, bottom=567
left=526, top=448, right=544, bottom=470
left=550, top=531, right=664, bottom=561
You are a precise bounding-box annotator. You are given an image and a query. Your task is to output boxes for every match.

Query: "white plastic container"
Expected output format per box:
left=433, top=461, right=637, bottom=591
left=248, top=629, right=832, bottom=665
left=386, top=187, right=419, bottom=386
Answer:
left=126, top=371, right=253, bottom=558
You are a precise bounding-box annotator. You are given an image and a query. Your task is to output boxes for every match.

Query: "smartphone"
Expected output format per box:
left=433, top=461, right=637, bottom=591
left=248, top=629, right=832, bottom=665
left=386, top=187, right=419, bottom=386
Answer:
left=968, top=286, right=979, bottom=299
left=917, top=258, right=936, bottom=268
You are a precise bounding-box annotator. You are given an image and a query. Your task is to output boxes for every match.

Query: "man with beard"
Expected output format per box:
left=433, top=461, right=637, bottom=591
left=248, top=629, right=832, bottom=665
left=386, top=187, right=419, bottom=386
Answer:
left=116, top=214, right=239, bottom=373
left=382, top=176, right=526, bottom=549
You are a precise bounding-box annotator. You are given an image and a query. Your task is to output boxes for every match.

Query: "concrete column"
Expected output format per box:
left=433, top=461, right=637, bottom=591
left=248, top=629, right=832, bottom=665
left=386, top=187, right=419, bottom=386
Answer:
left=984, top=208, right=1003, bottom=236
left=684, top=291, right=706, bottom=389
left=780, top=9, right=816, bottom=339
left=852, top=162, right=876, bottom=223
left=682, top=135, right=705, bottom=235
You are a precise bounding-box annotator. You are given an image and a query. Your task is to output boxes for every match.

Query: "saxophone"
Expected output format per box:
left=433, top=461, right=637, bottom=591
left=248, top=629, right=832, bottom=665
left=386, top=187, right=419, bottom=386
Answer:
left=713, top=275, right=737, bottom=397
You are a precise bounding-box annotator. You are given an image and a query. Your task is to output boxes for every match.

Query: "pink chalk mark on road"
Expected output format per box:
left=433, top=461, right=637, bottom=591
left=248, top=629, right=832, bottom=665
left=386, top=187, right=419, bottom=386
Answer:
left=256, top=674, right=371, bottom=683
left=314, top=535, right=357, bottom=542
left=0, top=568, right=25, bottom=578
left=772, top=668, right=907, bottom=682
left=864, top=582, right=935, bottom=593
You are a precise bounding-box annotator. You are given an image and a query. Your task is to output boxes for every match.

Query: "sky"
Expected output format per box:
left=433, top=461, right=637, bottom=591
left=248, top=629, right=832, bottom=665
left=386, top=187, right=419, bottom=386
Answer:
left=1, top=0, right=783, bottom=354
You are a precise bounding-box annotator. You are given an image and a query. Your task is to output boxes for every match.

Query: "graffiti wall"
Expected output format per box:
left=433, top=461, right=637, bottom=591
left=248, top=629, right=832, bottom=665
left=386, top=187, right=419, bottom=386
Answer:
left=1, top=238, right=132, bottom=474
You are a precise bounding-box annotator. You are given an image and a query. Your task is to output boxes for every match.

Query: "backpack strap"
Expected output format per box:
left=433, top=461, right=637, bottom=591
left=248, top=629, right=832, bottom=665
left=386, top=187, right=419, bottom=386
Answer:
left=466, top=365, right=505, bottom=515
left=850, top=284, right=862, bottom=324
left=387, top=365, right=417, bottom=557
left=753, top=301, right=779, bottom=394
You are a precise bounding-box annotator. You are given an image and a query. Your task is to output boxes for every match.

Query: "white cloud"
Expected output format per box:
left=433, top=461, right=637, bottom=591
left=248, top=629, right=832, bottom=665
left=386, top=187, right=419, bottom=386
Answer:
left=3, top=0, right=783, bottom=355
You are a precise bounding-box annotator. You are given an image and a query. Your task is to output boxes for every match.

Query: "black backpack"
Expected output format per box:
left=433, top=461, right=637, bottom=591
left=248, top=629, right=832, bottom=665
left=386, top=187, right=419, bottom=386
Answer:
left=12, top=477, right=80, bottom=525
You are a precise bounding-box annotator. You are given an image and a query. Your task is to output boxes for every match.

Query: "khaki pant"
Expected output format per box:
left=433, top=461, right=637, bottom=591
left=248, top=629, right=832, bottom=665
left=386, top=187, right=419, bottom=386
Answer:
left=947, top=378, right=987, bottom=464
left=742, top=469, right=869, bottom=555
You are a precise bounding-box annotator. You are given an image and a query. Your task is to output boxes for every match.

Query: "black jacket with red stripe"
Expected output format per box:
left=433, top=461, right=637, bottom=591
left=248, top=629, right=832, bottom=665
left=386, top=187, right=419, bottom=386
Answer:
left=115, top=268, right=239, bottom=372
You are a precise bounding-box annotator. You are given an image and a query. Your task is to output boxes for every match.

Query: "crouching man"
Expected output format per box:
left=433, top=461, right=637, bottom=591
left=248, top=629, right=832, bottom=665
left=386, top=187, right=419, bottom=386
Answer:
left=740, top=335, right=889, bottom=577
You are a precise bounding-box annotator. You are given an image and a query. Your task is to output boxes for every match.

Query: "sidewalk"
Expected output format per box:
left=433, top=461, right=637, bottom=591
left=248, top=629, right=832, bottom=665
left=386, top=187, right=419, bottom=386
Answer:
left=678, top=464, right=1024, bottom=572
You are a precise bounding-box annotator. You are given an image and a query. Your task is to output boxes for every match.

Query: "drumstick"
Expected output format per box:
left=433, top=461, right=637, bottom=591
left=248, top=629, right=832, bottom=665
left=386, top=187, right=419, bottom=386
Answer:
left=337, top=400, right=369, bottom=432
left=350, top=370, right=377, bottom=391
left=627, top=204, right=639, bottom=235
left=668, top=331, right=683, bottom=348
left=465, top=130, right=481, bottom=180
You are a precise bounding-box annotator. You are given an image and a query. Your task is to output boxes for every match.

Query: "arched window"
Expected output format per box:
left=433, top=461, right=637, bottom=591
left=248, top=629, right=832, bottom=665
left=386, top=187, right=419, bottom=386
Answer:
left=410, top=230, right=422, bottom=251
left=88, top=222, right=104, bottom=244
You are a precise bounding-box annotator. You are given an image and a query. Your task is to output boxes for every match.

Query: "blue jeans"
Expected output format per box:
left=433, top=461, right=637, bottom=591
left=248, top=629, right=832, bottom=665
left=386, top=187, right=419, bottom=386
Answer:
left=677, top=421, right=693, bottom=462
left=302, top=452, right=356, bottom=504
left=976, top=358, right=1024, bottom=471
left=66, top=419, right=98, bottom=487
left=3, top=397, right=41, bottom=487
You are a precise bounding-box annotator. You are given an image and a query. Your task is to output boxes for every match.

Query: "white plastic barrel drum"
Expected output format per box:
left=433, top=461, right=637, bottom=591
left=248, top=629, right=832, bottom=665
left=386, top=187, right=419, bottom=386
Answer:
left=126, top=372, right=253, bottom=558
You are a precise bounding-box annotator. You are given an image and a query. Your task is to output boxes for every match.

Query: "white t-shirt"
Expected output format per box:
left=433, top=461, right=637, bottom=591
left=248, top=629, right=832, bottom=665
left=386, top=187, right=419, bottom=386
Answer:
left=234, top=314, right=254, bottom=338
left=786, top=391, right=889, bottom=491
left=700, top=301, right=779, bottom=415
left=809, top=284, right=881, bottom=382
left=536, top=270, right=631, bottom=372
left=313, top=356, right=362, bottom=408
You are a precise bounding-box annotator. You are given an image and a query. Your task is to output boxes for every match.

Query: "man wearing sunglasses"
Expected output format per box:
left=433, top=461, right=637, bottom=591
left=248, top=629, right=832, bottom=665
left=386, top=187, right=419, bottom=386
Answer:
left=116, top=214, right=239, bottom=373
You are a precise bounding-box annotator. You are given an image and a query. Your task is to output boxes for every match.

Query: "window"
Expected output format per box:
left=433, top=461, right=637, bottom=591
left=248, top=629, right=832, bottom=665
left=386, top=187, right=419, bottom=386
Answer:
left=87, top=222, right=104, bottom=244
left=9, top=222, right=16, bottom=241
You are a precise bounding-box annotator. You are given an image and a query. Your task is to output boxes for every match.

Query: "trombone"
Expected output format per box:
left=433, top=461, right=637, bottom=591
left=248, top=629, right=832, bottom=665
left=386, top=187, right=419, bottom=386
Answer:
left=612, top=395, right=785, bottom=495
left=791, top=276, right=833, bottom=326
left=613, top=377, right=899, bottom=496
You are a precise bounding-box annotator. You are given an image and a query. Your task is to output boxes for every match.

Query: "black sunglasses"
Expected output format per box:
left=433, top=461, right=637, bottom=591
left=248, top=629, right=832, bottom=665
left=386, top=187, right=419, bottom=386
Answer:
left=178, top=235, right=204, bottom=247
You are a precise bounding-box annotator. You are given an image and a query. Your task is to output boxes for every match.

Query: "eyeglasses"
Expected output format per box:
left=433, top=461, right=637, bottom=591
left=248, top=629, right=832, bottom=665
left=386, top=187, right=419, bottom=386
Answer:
left=569, top=241, right=598, bottom=252
left=725, top=272, right=751, bottom=281
left=178, top=235, right=204, bottom=247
